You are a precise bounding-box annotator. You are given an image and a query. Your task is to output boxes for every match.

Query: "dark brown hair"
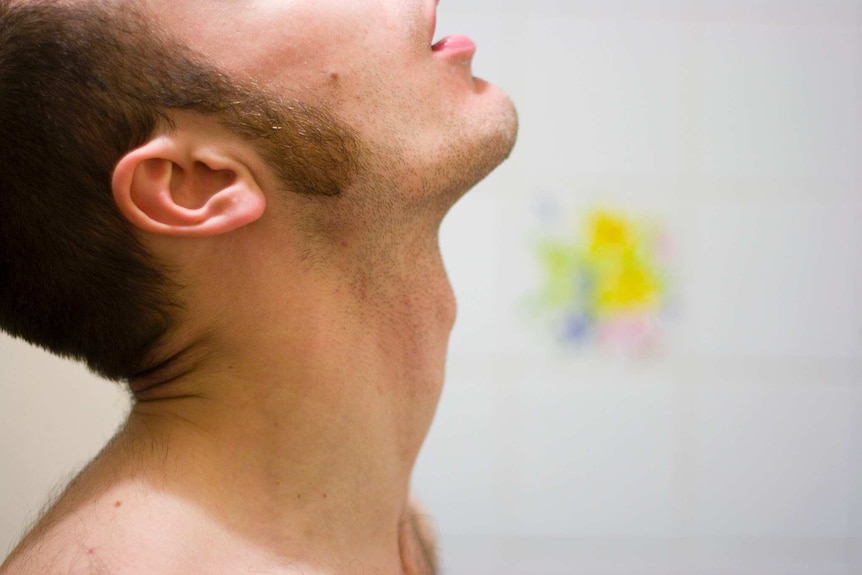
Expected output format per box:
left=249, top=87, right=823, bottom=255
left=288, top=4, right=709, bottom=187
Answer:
left=0, top=0, right=357, bottom=381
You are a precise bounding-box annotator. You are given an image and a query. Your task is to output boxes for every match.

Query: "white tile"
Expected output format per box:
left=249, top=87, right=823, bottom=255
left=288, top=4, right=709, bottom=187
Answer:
left=688, top=201, right=862, bottom=359
left=850, top=383, right=862, bottom=538
left=413, top=357, right=515, bottom=535
left=438, top=535, right=854, bottom=575
left=688, top=0, right=861, bottom=26
left=689, top=538, right=851, bottom=575
left=442, top=188, right=511, bottom=355
left=699, top=24, right=861, bottom=182
left=690, top=377, right=854, bottom=538
left=518, top=19, right=686, bottom=180
left=506, top=360, right=678, bottom=537
left=439, top=535, right=691, bottom=575
left=445, top=0, right=860, bottom=25
left=851, top=539, right=862, bottom=575
left=443, top=0, right=690, bottom=20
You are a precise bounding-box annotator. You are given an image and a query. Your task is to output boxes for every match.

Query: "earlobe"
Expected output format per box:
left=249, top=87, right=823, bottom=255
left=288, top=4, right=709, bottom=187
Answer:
left=112, top=136, right=266, bottom=237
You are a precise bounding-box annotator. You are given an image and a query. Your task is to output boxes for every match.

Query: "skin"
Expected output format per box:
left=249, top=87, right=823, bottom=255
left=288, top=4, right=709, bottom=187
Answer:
left=1, top=0, right=517, bottom=573
left=152, top=0, right=517, bottom=210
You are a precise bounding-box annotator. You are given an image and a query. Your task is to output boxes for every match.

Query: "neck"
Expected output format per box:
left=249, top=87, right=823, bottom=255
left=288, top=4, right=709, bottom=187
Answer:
left=115, top=220, right=455, bottom=573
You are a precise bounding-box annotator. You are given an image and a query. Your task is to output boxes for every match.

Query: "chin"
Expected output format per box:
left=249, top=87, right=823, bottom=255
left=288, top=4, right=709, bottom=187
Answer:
left=428, top=133, right=515, bottom=218
left=346, top=88, right=518, bottom=220
left=449, top=90, right=519, bottom=195
left=474, top=79, right=519, bottom=155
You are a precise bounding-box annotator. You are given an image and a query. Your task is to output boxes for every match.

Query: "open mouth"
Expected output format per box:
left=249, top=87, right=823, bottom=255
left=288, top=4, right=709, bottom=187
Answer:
left=428, top=0, right=475, bottom=57
left=431, top=35, right=476, bottom=55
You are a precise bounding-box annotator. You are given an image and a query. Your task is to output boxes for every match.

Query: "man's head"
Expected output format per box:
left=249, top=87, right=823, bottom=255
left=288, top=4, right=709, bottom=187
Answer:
left=0, top=0, right=517, bottom=382
left=147, top=0, right=515, bottom=183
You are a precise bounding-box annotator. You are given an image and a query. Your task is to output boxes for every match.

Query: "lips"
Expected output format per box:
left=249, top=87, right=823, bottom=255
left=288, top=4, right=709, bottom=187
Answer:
left=428, top=1, right=475, bottom=58
left=431, top=35, right=476, bottom=55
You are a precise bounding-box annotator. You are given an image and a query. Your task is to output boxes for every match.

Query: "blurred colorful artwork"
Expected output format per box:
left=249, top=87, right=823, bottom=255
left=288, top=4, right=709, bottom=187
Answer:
left=531, top=207, right=673, bottom=354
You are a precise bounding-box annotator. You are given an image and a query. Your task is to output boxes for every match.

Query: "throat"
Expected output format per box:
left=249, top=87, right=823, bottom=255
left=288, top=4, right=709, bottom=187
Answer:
left=112, top=252, right=455, bottom=571
left=107, top=220, right=456, bottom=572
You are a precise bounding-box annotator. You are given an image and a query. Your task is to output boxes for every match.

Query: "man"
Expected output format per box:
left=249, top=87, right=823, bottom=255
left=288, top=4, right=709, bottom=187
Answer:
left=0, top=0, right=517, bottom=572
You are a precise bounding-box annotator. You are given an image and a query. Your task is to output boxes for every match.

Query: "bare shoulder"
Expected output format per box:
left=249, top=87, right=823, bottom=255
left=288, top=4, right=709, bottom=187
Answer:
left=1, top=500, right=201, bottom=575
left=0, top=490, right=100, bottom=575
left=0, top=479, right=202, bottom=575
left=1, top=530, right=100, bottom=575
left=0, top=497, right=140, bottom=575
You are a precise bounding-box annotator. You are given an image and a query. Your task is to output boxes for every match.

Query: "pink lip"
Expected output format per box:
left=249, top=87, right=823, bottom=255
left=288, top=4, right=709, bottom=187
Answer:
left=431, top=35, right=476, bottom=57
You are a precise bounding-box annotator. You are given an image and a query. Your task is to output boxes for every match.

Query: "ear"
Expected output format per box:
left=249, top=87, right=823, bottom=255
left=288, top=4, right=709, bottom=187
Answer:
left=112, top=135, right=266, bottom=237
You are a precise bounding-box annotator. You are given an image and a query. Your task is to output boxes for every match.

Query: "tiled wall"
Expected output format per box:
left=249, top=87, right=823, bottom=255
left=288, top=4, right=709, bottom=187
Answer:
left=414, top=1, right=862, bottom=573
